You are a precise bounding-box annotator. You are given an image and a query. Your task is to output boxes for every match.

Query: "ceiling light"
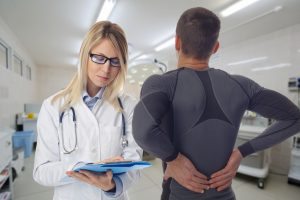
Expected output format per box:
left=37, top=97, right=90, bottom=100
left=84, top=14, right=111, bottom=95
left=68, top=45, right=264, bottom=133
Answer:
left=129, top=80, right=135, bottom=84
left=251, top=63, right=291, bottom=72
left=273, top=6, right=283, bottom=12
left=142, top=68, right=149, bottom=71
left=152, top=69, right=158, bottom=73
left=222, top=5, right=282, bottom=33
left=135, top=54, right=148, bottom=60
left=127, top=75, right=132, bottom=79
left=154, top=37, right=175, bottom=52
left=129, top=52, right=142, bottom=61
left=139, top=81, right=144, bottom=85
left=220, top=0, right=260, bottom=18
left=130, top=69, right=137, bottom=74
left=97, top=0, right=117, bottom=21
left=228, top=56, right=267, bottom=66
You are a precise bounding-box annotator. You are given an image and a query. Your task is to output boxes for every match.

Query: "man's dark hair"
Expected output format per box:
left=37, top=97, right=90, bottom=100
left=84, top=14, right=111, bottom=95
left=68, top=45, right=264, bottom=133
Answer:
left=176, top=7, right=220, bottom=60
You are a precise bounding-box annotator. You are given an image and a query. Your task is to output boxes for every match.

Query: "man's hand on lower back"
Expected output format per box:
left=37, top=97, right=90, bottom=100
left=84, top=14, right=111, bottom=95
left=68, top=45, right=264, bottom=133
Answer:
left=164, top=153, right=209, bottom=193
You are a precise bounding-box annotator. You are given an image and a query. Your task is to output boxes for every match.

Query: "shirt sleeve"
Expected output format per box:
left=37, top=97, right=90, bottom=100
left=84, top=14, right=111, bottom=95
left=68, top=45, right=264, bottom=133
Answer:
left=233, top=75, right=300, bottom=157
left=103, top=176, right=122, bottom=197
left=132, top=73, right=179, bottom=162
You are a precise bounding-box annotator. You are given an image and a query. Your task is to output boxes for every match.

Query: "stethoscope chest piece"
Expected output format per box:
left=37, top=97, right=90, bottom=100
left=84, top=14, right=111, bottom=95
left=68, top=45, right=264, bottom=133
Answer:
left=121, top=135, right=129, bottom=148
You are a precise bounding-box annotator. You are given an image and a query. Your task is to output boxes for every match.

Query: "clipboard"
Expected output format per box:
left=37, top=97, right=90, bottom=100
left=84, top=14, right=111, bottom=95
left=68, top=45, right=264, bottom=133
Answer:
left=73, top=161, right=151, bottom=175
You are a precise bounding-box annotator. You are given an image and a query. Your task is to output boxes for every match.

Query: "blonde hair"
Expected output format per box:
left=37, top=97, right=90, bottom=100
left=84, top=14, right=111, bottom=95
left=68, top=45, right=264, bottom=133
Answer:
left=52, top=21, right=128, bottom=112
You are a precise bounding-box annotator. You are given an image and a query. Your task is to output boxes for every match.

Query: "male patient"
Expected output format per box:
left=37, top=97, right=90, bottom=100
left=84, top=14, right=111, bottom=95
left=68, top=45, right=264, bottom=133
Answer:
left=132, top=7, right=300, bottom=200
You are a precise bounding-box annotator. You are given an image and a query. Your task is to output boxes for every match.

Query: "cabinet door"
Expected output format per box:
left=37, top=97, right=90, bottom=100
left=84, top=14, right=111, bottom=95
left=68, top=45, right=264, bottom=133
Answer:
left=0, top=132, right=13, bottom=172
left=235, top=136, right=265, bottom=168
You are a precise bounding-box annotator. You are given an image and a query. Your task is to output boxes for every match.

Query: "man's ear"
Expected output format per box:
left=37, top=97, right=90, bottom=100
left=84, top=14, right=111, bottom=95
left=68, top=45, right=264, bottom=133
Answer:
left=175, top=35, right=181, bottom=51
left=212, top=41, right=220, bottom=54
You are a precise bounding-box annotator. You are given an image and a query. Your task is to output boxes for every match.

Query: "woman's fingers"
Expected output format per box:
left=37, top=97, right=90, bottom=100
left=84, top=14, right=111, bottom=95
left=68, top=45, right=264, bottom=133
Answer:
left=101, top=156, right=124, bottom=163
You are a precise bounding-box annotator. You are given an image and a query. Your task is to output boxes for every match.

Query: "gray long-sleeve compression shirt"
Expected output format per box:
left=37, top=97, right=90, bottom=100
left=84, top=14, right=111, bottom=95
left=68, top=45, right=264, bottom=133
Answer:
left=132, top=67, right=300, bottom=200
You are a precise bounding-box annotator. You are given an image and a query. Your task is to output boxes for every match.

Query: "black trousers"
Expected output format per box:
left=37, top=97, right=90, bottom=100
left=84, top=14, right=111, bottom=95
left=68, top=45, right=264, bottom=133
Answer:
left=161, top=161, right=171, bottom=200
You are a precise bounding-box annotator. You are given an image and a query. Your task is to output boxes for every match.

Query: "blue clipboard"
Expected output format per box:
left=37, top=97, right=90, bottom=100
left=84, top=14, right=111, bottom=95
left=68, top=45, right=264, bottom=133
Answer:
left=73, top=161, right=151, bottom=175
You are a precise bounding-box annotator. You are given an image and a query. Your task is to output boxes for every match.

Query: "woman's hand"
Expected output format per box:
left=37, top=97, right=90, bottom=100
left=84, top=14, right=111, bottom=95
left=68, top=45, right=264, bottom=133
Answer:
left=209, top=149, right=243, bottom=191
left=66, top=170, right=115, bottom=191
left=66, top=156, right=124, bottom=191
left=164, top=153, right=209, bottom=193
left=98, top=156, right=124, bottom=164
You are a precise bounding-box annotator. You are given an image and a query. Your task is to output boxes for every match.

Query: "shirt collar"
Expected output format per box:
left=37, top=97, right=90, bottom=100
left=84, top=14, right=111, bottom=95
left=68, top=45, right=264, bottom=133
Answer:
left=82, top=87, right=105, bottom=100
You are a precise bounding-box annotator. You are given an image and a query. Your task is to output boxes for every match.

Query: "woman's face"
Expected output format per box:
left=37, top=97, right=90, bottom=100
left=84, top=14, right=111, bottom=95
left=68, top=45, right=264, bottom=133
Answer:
left=87, top=38, right=121, bottom=93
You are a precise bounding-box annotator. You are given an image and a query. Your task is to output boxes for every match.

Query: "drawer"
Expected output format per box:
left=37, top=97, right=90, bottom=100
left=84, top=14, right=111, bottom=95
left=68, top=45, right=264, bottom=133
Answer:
left=235, top=136, right=265, bottom=168
left=0, top=131, right=13, bottom=171
left=241, top=151, right=265, bottom=168
left=290, top=153, right=300, bottom=166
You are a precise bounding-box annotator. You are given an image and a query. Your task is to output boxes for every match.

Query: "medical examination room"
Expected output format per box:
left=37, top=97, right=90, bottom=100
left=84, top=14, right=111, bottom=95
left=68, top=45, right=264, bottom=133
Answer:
left=1, top=0, right=300, bottom=200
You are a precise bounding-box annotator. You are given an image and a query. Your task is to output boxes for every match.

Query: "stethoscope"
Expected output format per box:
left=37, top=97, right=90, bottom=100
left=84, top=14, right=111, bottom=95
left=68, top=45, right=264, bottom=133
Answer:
left=59, top=98, right=128, bottom=154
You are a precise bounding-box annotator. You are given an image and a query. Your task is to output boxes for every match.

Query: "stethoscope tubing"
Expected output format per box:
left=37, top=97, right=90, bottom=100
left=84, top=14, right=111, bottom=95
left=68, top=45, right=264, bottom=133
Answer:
left=59, top=98, right=127, bottom=154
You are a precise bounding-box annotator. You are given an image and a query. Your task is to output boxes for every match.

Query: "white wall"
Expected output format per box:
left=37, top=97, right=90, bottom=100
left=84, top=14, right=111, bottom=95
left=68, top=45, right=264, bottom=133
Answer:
left=211, top=23, right=300, bottom=174
left=124, top=81, right=141, bottom=100
left=0, top=16, right=76, bottom=130
left=0, top=17, right=38, bottom=129
left=37, top=67, right=76, bottom=102
left=37, top=68, right=140, bottom=103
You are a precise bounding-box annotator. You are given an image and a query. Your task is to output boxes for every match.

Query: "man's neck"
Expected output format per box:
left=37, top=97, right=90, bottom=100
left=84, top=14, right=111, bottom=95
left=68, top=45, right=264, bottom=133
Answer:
left=177, top=55, right=209, bottom=70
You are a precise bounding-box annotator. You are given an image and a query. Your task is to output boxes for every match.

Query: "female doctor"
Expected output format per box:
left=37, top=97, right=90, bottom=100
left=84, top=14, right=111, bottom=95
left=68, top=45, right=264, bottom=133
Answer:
left=33, top=21, right=142, bottom=200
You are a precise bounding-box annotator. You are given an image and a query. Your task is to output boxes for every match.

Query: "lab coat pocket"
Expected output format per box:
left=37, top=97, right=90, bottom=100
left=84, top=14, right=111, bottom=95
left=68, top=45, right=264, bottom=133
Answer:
left=101, top=125, right=123, bottom=159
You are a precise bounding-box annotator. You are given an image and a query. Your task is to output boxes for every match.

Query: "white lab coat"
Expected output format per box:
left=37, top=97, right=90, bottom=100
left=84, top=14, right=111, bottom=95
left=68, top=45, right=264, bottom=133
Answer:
left=33, top=93, right=142, bottom=200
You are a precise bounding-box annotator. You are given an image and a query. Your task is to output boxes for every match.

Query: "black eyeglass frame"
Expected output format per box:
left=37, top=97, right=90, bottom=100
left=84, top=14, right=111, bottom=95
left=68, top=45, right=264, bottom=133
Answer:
left=89, top=53, right=121, bottom=67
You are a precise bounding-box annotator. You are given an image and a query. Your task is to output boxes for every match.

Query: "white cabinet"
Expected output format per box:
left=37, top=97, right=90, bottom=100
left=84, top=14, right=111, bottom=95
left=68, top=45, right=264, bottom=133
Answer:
left=22, top=118, right=37, bottom=142
left=235, top=125, right=270, bottom=189
left=288, top=134, right=300, bottom=185
left=0, top=128, right=14, bottom=200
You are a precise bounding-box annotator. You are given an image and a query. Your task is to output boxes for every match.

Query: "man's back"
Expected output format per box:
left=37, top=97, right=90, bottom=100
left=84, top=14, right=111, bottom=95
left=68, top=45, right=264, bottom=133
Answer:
left=172, top=68, right=249, bottom=177
left=133, top=67, right=300, bottom=199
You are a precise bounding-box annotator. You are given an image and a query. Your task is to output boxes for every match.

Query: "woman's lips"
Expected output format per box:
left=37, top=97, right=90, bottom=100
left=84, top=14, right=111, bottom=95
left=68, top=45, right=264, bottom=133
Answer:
left=97, top=75, right=109, bottom=81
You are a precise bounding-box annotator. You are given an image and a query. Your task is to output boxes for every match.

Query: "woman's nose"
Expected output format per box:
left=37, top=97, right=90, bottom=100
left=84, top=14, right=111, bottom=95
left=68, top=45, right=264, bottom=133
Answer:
left=101, top=61, right=111, bottom=73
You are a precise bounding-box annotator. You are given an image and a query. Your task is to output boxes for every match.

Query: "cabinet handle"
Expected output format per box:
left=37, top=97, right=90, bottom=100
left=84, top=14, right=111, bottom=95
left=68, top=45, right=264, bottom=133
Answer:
left=6, top=141, right=11, bottom=146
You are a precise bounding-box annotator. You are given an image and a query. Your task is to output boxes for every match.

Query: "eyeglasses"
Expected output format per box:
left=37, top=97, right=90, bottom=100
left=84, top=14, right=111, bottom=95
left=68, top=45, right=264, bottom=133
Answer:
left=89, top=53, right=121, bottom=67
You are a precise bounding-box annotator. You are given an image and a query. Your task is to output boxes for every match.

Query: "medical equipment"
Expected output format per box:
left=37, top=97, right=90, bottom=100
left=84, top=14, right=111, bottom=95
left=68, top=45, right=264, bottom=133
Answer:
left=288, top=77, right=300, bottom=91
left=235, top=112, right=271, bottom=189
left=59, top=107, right=77, bottom=154
left=288, top=134, right=300, bottom=185
left=59, top=98, right=127, bottom=154
left=117, top=98, right=128, bottom=152
left=288, top=81, right=300, bottom=185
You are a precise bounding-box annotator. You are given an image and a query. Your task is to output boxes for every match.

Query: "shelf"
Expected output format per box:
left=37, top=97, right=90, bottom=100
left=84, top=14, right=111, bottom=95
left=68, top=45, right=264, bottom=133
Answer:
left=0, top=167, right=9, bottom=189
left=22, top=118, right=37, bottom=122
left=0, top=191, right=11, bottom=200
left=239, top=125, right=266, bottom=134
left=0, top=129, right=14, bottom=200
left=238, top=163, right=269, bottom=178
left=291, top=148, right=300, bottom=156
